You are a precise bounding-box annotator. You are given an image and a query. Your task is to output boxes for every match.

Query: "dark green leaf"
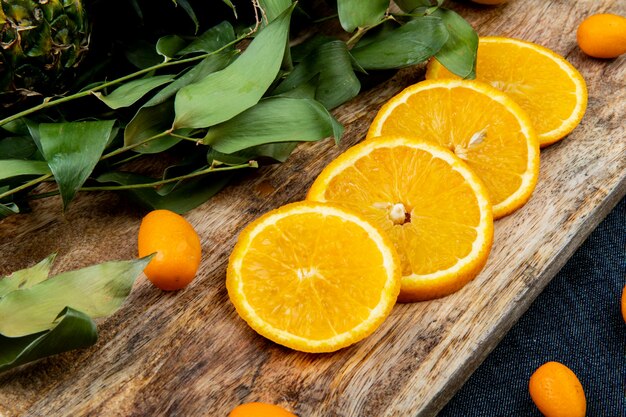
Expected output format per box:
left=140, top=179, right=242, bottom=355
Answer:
left=338, top=0, right=389, bottom=32
left=93, top=75, right=175, bottom=109
left=156, top=35, right=187, bottom=61
left=125, top=40, right=162, bottom=69
left=173, top=5, right=294, bottom=129
left=124, top=101, right=180, bottom=154
left=0, top=254, right=55, bottom=298
left=0, top=203, right=19, bottom=218
left=173, top=0, right=199, bottom=33
left=145, top=51, right=237, bottom=108
left=203, top=97, right=343, bottom=153
left=177, top=21, right=236, bottom=56
left=222, top=0, right=237, bottom=18
left=209, top=142, right=300, bottom=164
left=432, top=8, right=478, bottom=79
left=36, top=121, right=116, bottom=209
left=96, top=171, right=234, bottom=214
left=0, top=307, right=97, bottom=374
left=0, top=160, right=50, bottom=181
left=274, top=41, right=361, bottom=109
left=0, top=136, right=39, bottom=159
left=0, top=257, right=151, bottom=337
left=0, top=119, right=29, bottom=135
left=351, top=15, right=448, bottom=69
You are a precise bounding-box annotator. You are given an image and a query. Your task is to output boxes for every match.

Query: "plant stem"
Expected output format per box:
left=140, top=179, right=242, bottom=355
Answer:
left=100, top=131, right=171, bottom=160
left=0, top=31, right=253, bottom=127
left=81, top=161, right=258, bottom=191
left=346, top=15, right=396, bottom=49
left=0, top=173, right=52, bottom=201
left=169, top=132, right=202, bottom=143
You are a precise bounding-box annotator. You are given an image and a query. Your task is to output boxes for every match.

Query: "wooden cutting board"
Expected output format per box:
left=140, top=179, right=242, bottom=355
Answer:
left=1, top=1, right=624, bottom=416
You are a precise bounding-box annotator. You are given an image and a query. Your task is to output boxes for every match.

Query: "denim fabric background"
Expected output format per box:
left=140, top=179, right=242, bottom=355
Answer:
left=439, top=198, right=626, bottom=417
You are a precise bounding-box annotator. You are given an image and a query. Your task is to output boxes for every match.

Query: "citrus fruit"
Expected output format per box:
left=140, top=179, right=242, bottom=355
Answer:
left=229, top=402, right=297, bottom=417
left=425, top=37, right=588, bottom=147
left=529, top=361, right=586, bottom=417
left=577, top=13, right=626, bottom=58
left=137, top=209, right=202, bottom=291
left=621, top=284, right=626, bottom=323
left=307, top=136, right=493, bottom=302
left=367, top=79, right=539, bottom=219
left=227, top=201, right=401, bottom=352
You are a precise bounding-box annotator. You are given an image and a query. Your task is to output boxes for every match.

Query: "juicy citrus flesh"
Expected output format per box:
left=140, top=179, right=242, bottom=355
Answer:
left=308, top=137, right=493, bottom=302
left=426, top=37, right=588, bottom=147
left=367, top=79, right=539, bottom=219
left=529, top=361, right=587, bottom=417
left=227, top=201, right=401, bottom=353
left=137, top=209, right=202, bottom=291
left=577, top=13, right=626, bottom=58
left=229, top=402, right=298, bottom=417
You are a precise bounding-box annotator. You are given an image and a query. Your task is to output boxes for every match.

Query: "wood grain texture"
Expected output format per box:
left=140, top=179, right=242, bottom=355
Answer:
left=1, top=0, right=625, bottom=416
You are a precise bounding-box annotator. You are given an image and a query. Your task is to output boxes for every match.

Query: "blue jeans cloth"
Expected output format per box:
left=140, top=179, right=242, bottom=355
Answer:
left=439, top=197, right=626, bottom=417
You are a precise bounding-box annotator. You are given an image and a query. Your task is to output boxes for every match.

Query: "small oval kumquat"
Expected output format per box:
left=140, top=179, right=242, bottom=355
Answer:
left=577, top=13, right=626, bottom=59
left=529, top=361, right=586, bottom=417
left=229, top=402, right=297, bottom=417
left=137, top=209, right=201, bottom=291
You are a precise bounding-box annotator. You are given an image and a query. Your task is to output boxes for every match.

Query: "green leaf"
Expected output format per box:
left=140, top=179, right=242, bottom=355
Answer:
left=0, top=160, right=50, bottom=181
left=145, top=51, right=237, bottom=108
left=222, top=0, right=237, bottom=18
left=0, top=203, right=19, bottom=218
left=431, top=8, right=478, bottom=79
left=173, top=5, right=294, bottom=129
left=0, top=136, right=39, bottom=159
left=156, top=35, right=187, bottom=62
left=96, top=171, right=234, bottom=214
left=338, top=0, right=389, bottom=32
left=124, top=101, right=180, bottom=154
left=0, top=254, right=55, bottom=298
left=93, top=75, right=175, bottom=109
left=273, top=41, right=361, bottom=109
left=203, top=97, right=343, bottom=153
left=35, top=121, right=116, bottom=209
left=208, top=142, right=300, bottom=164
left=0, top=257, right=151, bottom=337
left=394, top=0, right=443, bottom=13
left=173, top=0, right=199, bottom=33
left=258, top=0, right=293, bottom=22
left=0, top=307, right=97, bottom=374
left=351, top=15, right=448, bottom=70
left=177, top=21, right=236, bottom=56
left=125, top=40, right=162, bottom=69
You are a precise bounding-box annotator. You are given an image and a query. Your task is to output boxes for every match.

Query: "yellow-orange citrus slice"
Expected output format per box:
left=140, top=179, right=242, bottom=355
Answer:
left=426, top=37, right=588, bottom=147
left=227, top=201, right=401, bottom=352
left=307, top=136, right=493, bottom=302
left=367, top=79, right=539, bottom=219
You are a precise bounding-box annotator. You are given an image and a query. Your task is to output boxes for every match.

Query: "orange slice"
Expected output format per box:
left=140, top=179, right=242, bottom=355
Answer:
left=307, top=136, right=493, bottom=302
left=367, top=79, right=539, bottom=219
left=426, top=37, right=588, bottom=147
left=227, top=201, right=401, bottom=352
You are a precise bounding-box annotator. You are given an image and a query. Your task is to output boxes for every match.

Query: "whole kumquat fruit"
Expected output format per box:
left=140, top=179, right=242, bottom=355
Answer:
left=229, top=402, right=297, bottom=417
left=576, top=13, right=626, bottom=58
left=529, top=361, right=586, bottom=417
left=137, top=209, right=201, bottom=291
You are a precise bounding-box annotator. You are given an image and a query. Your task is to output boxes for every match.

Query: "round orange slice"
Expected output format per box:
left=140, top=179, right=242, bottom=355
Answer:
left=227, top=201, right=401, bottom=352
left=367, top=79, right=539, bottom=219
left=426, top=36, right=588, bottom=147
left=307, top=136, right=493, bottom=302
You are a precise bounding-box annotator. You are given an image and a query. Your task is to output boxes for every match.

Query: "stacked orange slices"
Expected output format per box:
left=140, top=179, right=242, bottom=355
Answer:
left=226, top=37, right=587, bottom=353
